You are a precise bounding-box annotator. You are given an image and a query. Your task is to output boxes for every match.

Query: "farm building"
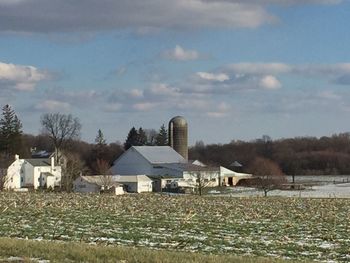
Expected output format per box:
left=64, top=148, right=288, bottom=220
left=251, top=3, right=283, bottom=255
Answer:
left=113, top=175, right=153, bottom=193
left=110, top=146, right=250, bottom=190
left=111, top=146, right=187, bottom=176
left=73, top=175, right=124, bottom=195
left=4, top=155, right=62, bottom=190
left=220, top=166, right=252, bottom=186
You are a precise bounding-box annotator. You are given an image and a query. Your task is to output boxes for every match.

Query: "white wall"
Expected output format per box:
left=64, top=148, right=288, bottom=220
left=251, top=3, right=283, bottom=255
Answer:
left=5, top=159, right=23, bottom=189
left=137, top=181, right=153, bottom=193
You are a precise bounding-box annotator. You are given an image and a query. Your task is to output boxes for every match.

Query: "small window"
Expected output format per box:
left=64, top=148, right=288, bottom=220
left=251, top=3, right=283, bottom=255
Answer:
left=21, top=177, right=24, bottom=183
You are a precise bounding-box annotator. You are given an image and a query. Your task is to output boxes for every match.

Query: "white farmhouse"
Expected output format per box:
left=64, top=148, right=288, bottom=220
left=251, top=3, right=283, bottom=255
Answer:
left=73, top=175, right=124, bottom=195
left=4, top=155, right=61, bottom=190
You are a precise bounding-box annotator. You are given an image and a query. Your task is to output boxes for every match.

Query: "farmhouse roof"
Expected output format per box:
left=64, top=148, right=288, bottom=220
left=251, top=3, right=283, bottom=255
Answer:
left=132, top=146, right=187, bottom=164
left=25, top=158, right=51, bottom=167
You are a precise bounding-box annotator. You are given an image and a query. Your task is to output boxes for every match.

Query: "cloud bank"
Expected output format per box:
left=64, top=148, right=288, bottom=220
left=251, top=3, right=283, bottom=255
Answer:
left=0, top=0, right=342, bottom=33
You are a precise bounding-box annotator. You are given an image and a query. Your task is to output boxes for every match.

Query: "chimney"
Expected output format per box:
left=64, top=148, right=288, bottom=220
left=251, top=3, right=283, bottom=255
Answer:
left=15, top=154, right=19, bottom=160
left=51, top=156, right=54, bottom=170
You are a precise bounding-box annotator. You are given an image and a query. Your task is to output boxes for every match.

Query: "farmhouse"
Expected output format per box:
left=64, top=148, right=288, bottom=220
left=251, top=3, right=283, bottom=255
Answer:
left=4, top=155, right=62, bottom=190
left=73, top=175, right=124, bottom=195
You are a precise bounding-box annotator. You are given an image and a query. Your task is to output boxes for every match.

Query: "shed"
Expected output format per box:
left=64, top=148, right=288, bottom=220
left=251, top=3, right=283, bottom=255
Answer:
left=73, top=175, right=124, bottom=195
left=113, top=175, right=153, bottom=193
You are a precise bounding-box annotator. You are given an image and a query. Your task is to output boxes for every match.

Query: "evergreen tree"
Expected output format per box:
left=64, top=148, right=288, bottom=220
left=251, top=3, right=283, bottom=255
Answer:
left=0, top=104, right=23, bottom=158
left=124, top=127, right=139, bottom=150
left=94, top=129, right=107, bottom=160
left=137, top=127, right=147, bottom=146
left=155, top=124, right=168, bottom=146
left=95, top=129, right=107, bottom=146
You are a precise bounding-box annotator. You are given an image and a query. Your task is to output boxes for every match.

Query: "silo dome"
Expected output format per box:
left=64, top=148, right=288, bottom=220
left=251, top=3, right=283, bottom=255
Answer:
left=168, top=116, right=188, bottom=160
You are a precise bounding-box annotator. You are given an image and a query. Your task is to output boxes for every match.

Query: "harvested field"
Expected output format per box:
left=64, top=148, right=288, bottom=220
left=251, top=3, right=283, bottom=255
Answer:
left=0, top=192, right=349, bottom=262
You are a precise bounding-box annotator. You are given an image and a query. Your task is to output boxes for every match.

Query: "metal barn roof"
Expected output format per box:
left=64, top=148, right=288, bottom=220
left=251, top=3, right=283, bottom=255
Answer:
left=132, top=146, right=187, bottom=164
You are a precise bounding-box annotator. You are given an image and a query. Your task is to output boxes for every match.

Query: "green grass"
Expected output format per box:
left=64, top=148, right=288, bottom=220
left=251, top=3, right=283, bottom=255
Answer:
left=0, top=192, right=349, bottom=262
left=0, top=237, right=307, bottom=263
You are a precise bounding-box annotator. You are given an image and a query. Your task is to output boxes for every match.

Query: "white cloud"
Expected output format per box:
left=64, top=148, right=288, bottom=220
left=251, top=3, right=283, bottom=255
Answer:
left=132, top=102, right=158, bottom=111
left=34, top=100, right=70, bottom=111
left=259, top=75, right=282, bottom=90
left=129, top=89, right=144, bottom=98
left=0, top=61, right=48, bottom=91
left=197, top=72, right=229, bottom=82
left=163, top=45, right=200, bottom=61
left=102, top=103, right=122, bottom=112
left=206, top=102, right=231, bottom=118
left=149, top=83, right=180, bottom=97
left=226, top=63, right=291, bottom=75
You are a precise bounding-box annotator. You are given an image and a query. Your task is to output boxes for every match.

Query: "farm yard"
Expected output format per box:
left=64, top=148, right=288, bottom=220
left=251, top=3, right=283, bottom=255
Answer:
left=0, top=193, right=349, bottom=262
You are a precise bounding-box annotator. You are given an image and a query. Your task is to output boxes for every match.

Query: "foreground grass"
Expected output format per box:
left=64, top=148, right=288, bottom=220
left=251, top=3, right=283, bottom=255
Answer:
left=0, top=192, right=349, bottom=262
left=0, top=238, right=304, bottom=263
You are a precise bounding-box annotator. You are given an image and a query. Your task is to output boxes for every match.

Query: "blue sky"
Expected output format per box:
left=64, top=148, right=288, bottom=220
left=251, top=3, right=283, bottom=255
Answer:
left=1, top=0, right=350, bottom=145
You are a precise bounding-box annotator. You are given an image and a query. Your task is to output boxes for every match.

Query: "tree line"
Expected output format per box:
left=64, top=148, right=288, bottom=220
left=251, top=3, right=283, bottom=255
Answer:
left=190, top=134, right=350, bottom=175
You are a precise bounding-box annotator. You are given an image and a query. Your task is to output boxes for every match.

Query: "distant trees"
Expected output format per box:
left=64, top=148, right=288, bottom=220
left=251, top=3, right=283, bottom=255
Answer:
left=40, top=113, right=81, bottom=162
left=189, top=133, right=350, bottom=175
left=0, top=104, right=23, bottom=159
left=124, top=124, right=169, bottom=150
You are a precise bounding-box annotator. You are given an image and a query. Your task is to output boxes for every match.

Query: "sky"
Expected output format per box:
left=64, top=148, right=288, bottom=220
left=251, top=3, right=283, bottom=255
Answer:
left=1, top=0, right=350, bottom=145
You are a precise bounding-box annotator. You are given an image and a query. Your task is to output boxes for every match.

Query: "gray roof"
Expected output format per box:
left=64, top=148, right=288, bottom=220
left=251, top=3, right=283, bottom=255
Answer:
left=113, top=175, right=153, bottom=183
left=25, top=158, right=51, bottom=167
left=132, top=146, right=187, bottom=164
left=79, top=176, right=121, bottom=187
left=162, top=163, right=219, bottom=173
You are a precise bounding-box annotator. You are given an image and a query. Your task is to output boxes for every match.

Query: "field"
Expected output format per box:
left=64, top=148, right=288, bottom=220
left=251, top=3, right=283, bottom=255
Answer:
left=0, top=193, right=349, bottom=262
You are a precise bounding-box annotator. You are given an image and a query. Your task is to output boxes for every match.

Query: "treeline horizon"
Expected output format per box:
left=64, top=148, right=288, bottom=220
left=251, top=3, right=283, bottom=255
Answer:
left=14, top=131, right=350, bottom=176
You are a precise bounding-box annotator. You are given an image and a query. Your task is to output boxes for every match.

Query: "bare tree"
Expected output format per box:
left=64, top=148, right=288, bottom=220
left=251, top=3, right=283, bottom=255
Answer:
left=192, top=172, right=213, bottom=196
left=40, top=113, right=81, bottom=162
left=62, top=152, right=86, bottom=192
left=96, top=159, right=114, bottom=191
left=247, top=157, right=287, bottom=197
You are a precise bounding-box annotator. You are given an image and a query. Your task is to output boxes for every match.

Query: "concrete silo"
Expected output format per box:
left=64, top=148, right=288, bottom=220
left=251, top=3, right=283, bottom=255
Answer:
left=168, top=116, right=188, bottom=160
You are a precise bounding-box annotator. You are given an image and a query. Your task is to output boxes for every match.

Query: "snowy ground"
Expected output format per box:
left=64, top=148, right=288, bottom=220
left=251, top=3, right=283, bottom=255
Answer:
left=218, top=183, right=350, bottom=198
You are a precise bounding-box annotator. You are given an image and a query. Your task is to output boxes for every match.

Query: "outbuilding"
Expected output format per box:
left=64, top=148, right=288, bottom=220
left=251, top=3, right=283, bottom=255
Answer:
left=73, top=175, right=124, bottom=195
left=113, top=175, right=153, bottom=193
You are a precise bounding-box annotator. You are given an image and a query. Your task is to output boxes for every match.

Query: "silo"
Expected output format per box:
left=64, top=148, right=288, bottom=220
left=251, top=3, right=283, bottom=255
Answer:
left=168, top=116, right=188, bottom=160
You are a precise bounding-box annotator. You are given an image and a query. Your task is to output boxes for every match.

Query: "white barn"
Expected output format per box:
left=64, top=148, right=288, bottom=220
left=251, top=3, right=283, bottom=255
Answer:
left=73, top=175, right=124, bottom=195
left=111, top=146, right=187, bottom=176
left=111, top=146, right=223, bottom=190
left=5, top=155, right=62, bottom=190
